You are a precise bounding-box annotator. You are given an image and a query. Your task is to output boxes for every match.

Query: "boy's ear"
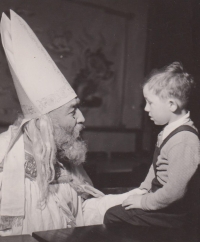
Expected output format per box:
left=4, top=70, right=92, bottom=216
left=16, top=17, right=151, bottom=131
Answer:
left=168, top=99, right=178, bottom=112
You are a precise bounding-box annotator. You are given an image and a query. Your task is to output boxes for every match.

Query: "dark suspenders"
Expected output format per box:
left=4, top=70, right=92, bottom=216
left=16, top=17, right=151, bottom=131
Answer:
left=151, top=125, right=199, bottom=192
left=159, top=125, right=198, bottom=151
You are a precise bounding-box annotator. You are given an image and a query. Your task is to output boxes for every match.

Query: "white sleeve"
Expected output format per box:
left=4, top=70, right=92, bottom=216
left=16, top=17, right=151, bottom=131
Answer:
left=82, top=192, right=131, bottom=225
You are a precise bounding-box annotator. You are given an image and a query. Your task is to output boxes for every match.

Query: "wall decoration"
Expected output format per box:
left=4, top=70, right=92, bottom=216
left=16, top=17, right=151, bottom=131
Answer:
left=73, top=48, right=114, bottom=108
left=0, top=0, right=143, bottom=129
left=41, top=1, right=130, bottom=127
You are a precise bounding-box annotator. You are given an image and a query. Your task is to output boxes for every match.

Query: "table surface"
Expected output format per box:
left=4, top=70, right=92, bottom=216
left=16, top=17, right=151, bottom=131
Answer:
left=0, top=234, right=38, bottom=242
left=32, top=224, right=199, bottom=242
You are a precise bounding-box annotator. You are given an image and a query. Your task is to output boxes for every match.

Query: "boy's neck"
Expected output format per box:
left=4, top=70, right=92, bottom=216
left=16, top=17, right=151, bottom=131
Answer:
left=168, top=109, right=188, bottom=124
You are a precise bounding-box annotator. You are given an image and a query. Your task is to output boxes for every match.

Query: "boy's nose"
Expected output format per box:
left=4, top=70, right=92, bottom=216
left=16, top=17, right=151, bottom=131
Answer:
left=144, top=103, right=149, bottom=112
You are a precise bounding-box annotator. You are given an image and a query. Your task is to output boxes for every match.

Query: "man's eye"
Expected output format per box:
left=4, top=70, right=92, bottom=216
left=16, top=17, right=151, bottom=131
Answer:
left=71, top=109, right=76, bottom=116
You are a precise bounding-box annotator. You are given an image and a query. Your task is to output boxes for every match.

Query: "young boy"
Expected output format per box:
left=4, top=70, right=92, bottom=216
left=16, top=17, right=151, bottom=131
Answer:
left=104, top=62, right=200, bottom=228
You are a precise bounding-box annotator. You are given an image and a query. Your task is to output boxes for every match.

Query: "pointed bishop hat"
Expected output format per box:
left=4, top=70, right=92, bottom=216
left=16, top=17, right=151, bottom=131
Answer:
left=1, top=10, right=77, bottom=119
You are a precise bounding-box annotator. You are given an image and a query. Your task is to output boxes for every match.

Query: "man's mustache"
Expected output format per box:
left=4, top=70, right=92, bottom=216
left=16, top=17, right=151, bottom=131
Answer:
left=76, top=124, right=85, bottom=132
left=60, top=125, right=85, bottom=147
left=74, top=124, right=85, bottom=137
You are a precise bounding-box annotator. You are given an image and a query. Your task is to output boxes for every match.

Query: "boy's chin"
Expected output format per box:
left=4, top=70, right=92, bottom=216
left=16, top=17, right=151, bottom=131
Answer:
left=153, top=120, right=167, bottom=126
left=156, top=122, right=168, bottom=126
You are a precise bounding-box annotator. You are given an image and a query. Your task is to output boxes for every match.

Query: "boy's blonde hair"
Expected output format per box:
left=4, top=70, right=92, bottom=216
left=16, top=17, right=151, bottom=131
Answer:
left=144, top=62, right=195, bottom=108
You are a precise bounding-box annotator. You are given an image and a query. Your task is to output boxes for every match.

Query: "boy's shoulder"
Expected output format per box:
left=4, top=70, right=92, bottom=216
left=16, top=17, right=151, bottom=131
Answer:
left=162, top=122, right=200, bottom=151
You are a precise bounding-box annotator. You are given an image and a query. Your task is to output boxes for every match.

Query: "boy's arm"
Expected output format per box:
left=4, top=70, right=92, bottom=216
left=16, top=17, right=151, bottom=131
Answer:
left=127, top=164, right=155, bottom=197
left=139, top=164, right=155, bottom=191
left=123, top=163, right=155, bottom=206
left=141, top=142, right=200, bottom=211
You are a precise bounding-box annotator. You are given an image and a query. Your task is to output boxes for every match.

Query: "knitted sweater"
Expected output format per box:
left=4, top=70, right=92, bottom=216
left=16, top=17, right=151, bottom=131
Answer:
left=139, top=120, right=200, bottom=211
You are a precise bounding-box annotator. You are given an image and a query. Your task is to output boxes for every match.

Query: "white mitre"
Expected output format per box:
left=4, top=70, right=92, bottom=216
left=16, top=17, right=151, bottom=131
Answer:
left=1, top=10, right=77, bottom=119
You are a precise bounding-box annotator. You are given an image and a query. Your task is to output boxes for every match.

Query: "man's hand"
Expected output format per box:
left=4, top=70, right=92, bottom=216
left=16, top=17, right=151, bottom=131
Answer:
left=82, top=184, right=105, bottom=198
left=122, top=194, right=143, bottom=210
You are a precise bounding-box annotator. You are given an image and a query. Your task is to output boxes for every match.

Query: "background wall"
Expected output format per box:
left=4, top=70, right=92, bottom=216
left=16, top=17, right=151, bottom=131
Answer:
left=0, top=0, right=149, bottom=155
left=0, top=0, right=200, bottom=158
left=143, top=0, right=200, bottom=152
left=1, top=0, right=200, bottom=188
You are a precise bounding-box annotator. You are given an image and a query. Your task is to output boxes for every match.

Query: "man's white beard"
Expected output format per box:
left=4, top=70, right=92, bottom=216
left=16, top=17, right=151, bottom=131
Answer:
left=53, top=122, right=87, bottom=166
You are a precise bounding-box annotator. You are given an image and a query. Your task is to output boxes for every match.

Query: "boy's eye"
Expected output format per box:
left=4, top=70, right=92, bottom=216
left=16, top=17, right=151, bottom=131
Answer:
left=147, top=100, right=152, bottom=105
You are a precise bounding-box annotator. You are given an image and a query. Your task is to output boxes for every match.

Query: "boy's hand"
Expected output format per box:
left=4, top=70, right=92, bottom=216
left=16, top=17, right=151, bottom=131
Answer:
left=128, top=188, right=148, bottom=196
left=122, top=194, right=143, bottom=210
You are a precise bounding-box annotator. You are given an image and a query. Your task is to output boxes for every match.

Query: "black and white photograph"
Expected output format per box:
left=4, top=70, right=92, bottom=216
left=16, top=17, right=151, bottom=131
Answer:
left=0, top=0, right=199, bottom=241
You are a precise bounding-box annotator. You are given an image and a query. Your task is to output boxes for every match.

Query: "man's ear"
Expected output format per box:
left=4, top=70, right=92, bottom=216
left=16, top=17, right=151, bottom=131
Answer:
left=168, top=99, right=178, bottom=112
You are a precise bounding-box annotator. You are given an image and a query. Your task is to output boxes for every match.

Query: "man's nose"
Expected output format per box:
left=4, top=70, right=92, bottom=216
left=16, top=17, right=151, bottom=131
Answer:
left=76, top=109, right=85, bottom=123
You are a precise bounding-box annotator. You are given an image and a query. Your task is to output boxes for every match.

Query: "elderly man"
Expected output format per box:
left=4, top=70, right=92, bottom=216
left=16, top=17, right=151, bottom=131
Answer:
left=0, top=10, right=134, bottom=236
left=0, top=10, right=104, bottom=235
